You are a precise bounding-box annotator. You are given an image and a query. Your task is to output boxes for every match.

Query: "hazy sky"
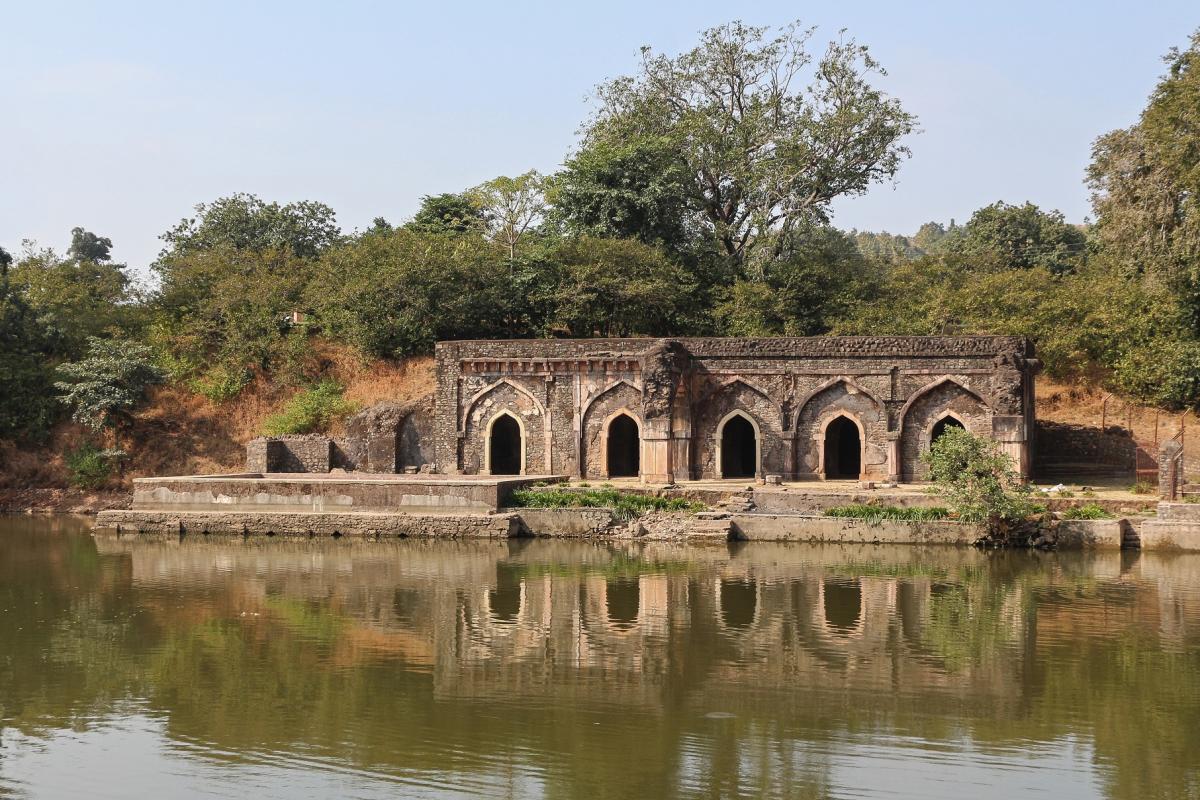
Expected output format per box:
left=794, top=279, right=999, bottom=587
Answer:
left=2, top=1, right=1196, bottom=270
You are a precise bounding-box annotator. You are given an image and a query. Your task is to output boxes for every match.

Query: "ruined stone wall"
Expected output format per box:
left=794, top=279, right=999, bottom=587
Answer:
left=245, top=435, right=333, bottom=473
left=1033, top=421, right=1137, bottom=479
left=435, top=336, right=1038, bottom=481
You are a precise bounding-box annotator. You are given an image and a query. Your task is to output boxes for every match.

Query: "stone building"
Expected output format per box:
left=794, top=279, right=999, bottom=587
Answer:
left=434, top=336, right=1040, bottom=483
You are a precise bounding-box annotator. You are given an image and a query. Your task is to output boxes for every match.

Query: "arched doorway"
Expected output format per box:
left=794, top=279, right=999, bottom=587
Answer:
left=488, top=414, right=522, bottom=475
left=930, top=415, right=965, bottom=447
left=720, top=414, right=758, bottom=478
left=823, top=416, right=861, bottom=479
left=606, top=414, right=640, bottom=478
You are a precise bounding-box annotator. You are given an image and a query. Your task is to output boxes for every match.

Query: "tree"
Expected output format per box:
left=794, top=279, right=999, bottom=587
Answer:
left=68, top=227, right=113, bottom=263
left=582, top=20, right=916, bottom=264
left=471, top=172, right=547, bottom=261
left=542, top=237, right=696, bottom=337
left=717, top=225, right=874, bottom=335
left=551, top=137, right=697, bottom=253
left=158, top=194, right=340, bottom=261
left=0, top=246, right=57, bottom=440
left=10, top=241, right=132, bottom=358
left=942, top=201, right=1087, bottom=274
left=1088, top=30, right=1200, bottom=330
left=54, top=337, right=163, bottom=431
left=923, top=427, right=1036, bottom=533
left=406, top=193, right=487, bottom=235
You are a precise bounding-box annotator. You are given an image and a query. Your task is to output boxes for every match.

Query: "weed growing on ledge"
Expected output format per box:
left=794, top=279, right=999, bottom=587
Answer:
left=825, top=504, right=951, bottom=523
left=508, top=488, right=704, bottom=521
left=1060, top=504, right=1115, bottom=520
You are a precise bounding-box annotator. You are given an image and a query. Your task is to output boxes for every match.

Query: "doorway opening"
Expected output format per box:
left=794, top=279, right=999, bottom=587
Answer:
left=823, top=416, right=861, bottom=479
left=488, top=414, right=522, bottom=475
left=720, top=414, right=758, bottom=478
left=931, top=415, right=965, bottom=447
left=606, top=414, right=640, bottom=477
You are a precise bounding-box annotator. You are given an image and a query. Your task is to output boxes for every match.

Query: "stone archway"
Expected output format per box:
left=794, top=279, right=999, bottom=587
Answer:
left=606, top=413, right=640, bottom=478
left=487, top=413, right=523, bottom=475
left=823, top=415, right=862, bottom=479
left=718, top=412, right=759, bottom=479
left=930, top=414, right=965, bottom=447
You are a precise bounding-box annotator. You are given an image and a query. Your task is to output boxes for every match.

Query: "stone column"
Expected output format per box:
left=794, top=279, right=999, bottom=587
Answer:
left=1160, top=439, right=1184, bottom=500
left=886, top=432, right=901, bottom=484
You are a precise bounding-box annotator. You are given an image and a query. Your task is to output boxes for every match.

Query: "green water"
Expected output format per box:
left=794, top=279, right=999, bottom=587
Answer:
left=2, top=516, right=1199, bottom=799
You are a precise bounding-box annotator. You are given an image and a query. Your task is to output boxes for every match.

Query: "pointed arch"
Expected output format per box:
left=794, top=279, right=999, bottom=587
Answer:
left=483, top=410, right=526, bottom=475
left=579, top=378, right=642, bottom=423
left=601, top=408, right=642, bottom=478
left=715, top=409, right=762, bottom=478
left=897, top=376, right=987, bottom=432
left=462, top=378, right=545, bottom=430
left=702, top=377, right=784, bottom=429
left=795, top=376, right=884, bottom=426
left=818, top=411, right=866, bottom=479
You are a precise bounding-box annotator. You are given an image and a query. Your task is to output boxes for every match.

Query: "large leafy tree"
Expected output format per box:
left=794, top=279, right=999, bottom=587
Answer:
left=940, top=201, right=1087, bottom=274
left=580, top=21, right=916, bottom=265
left=0, top=246, right=58, bottom=440
left=158, top=193, right=340, bottom=261
left=541, top=236, right=697, bottom=337
left=470, top=171, right=547, bottom=261
left=406, top=193, right=488, bottom=235
left=1088, top=29, right=1200, bottom=329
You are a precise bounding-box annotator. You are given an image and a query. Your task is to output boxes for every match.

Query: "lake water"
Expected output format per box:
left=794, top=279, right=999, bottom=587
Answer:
left=1, top=516, right=1198, bottom=799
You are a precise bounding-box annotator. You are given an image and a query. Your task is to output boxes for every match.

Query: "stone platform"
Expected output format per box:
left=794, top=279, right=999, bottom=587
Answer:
left=120, top=472, right=566, bottom=515
left=1138, top=502, right=1200, bottom=551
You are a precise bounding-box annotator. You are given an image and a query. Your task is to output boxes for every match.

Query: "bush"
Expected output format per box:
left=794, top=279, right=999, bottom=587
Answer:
left=1130, top=481, right=1156, bottom=495
left=507, top=488, right=704, bottom=522
left=1060, top=504, right=1115, bottom=520
left=923, top=427, right=1037, bottom=529
left=825, top=504, right=951, bottom=522
left=65, top=443, right=123, bottom=489
left=262, top=380, right=356, bottom=435
left=190, top=365, right=251, bottom=404
left=54, top=337, right=164, bottom=430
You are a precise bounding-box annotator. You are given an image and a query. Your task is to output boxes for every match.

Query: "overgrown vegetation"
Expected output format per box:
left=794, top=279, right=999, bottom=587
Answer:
left=64, top=442, right=123, bottom=489
left=923, top=427, right=1038, bottom=532
left=262, top=380, right=356, bottom=436
left=1060, top=504, right=1116, bottom=520
left=825, top=504, right=951, bottom=522
left=507, top=488, right=704, bottom=521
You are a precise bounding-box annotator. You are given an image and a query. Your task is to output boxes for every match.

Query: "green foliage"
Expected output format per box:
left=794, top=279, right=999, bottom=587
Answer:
left=54, top=338, right=164, bottom=431
left=262, top=380, right=356, bottom=436
left=0, top=257, right=58, bottom=441
left=507, top=488, right=704, bottom=521
left=189, top=365, right=252, bottom=405
left=1131, top=481, right=1156, bottom=495
left=716, top=226, right=874, bottom=336
left=542, top=236, right=697, bottom=337
left=923, top=427, right=1037, bottom=528
left=940, top=201, right=1087, bottom=274
left=406, top=193, right=487, bottom=235
left=824, top=504, right=951, bottom=522
left=1060, top=504, right=1115, bottom=520
left=64, top=442, right=123, bottom=489
left=158, top=193, right=340, bottom=260
left=583, top=20, right=916, bottom=262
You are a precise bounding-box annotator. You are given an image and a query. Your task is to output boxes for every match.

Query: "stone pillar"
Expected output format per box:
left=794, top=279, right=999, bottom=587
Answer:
left=992, top=415, right=1029, bottom=478
left=642, top=418, right=672, bottom=484
left=1160, top=439, right=1184, bottom=500
left=885, top=432, right=901, bottom=484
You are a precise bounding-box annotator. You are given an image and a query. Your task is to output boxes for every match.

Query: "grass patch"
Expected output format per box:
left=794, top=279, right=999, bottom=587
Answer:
left=263, top=380, right=357, bottom=435
left=508, top=488, right=705, bottom=522
left=1060, top=503, right=1115, bottom=520
left=1130, top=481, right=1156, bottom=495
left=824, top=504, right=951, bottom=522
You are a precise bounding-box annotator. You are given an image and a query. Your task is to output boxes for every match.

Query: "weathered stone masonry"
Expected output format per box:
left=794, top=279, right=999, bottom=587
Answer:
left=435, top=336, right=1040, bottom=483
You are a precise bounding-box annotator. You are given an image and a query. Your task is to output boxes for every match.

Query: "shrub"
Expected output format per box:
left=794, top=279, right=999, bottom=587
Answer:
left=54, top=337, right=164, bottom=430
left=923, top=427, right=1037, bottom=530
left=1060, top=504, right=1115, bottom=520
left=65, top=443, right=124, bottom=489
left=190, top=365, right=251, bottom=404
left=262, top=380, right=356, bottom=435
left=825, top=504, right=951, bottom=522
left=508, top=488, right=704, bottom=522
left=1130, top=481, right=1156, bottom=495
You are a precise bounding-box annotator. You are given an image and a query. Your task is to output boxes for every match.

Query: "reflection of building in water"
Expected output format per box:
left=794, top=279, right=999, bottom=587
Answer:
left=91, top=535, right=1200, bottom=710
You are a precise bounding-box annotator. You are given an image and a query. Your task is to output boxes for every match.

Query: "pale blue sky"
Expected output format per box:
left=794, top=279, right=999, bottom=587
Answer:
left=2, top=1, right=1196, bottom=270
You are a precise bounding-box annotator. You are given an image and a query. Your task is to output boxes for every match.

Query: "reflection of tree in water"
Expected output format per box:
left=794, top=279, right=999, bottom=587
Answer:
left=5, top=526, right=1200, bottom=799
